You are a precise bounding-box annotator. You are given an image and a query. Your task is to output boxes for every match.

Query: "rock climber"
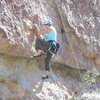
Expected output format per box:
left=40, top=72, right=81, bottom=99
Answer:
left=32, top=20, right=59, bottom=79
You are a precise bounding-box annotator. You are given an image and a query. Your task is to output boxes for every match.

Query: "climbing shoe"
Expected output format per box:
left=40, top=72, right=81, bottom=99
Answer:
left=42, top=75, right=49, bottom=79
left=33, top=53, right=42, bottom=57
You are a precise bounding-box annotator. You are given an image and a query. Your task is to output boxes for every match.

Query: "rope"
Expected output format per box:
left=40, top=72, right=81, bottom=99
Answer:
left=53, top=2, right=85, bottom=93
left=57, top=7, right=83, bottom=81
left=66, top=34, right=84, bottom=83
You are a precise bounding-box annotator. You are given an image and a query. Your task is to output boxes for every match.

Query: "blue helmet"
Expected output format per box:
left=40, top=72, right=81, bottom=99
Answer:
left=44, top=20, right=52, bottom=26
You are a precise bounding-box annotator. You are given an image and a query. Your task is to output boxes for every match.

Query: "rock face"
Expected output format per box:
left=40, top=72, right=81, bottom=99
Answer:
left=0, top=54, right=82, bottom=100
left=0, top=0, right=100, bottom=71
left=0, top=0, right=100, bottom=99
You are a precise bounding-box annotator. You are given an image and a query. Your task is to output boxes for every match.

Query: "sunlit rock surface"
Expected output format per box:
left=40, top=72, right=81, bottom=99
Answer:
left=0, top=0, right=100, bottom=71
left=0, top=0, right=100, bottom=99
left=0, top=54, right=76, bottom=100
left=0, top=54, right=100, bottom=100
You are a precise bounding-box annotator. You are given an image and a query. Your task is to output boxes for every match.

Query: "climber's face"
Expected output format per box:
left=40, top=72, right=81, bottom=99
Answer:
left=44, top=24, right=49, bottom=28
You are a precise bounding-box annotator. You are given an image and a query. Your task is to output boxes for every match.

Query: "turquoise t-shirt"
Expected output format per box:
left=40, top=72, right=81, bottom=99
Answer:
left=44, top=26, right=57, bottom=41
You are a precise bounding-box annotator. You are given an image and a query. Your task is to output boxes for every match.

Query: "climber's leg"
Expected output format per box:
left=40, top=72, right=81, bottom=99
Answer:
left=34, top=38, right=50, bottom=57
left=42, top=51, right=52, bottom=79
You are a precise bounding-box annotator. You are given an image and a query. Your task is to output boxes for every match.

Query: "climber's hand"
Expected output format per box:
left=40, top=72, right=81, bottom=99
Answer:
left=30, top=24, right=37, bottom=31
left=32, top=24, right=39, bottom=30
left=30, top=25, right=36, bottom=31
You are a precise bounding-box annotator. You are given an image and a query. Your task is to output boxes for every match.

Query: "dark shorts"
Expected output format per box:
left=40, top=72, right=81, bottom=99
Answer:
left=35, top=38, right=52, bottom=71
left=35, top=38, right=50, bottom=52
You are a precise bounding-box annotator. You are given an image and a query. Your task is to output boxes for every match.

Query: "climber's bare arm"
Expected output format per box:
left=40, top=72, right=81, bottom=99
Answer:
left=35, top=28, right=51, bottom=35
left=32, top=24, right=52, bottom=36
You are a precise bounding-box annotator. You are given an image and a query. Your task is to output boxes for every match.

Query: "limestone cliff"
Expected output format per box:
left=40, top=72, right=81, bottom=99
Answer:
left=0, top=0, right=100, bottom=71
left=0, top=0, right=100, bottom=100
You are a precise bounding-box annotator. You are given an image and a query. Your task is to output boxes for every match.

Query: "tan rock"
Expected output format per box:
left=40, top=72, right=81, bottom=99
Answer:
left=95, top=57, right=100, bottom=67
left=83, top=52, right=97, bottom=59
left=83, top=45, right=97, bottom=58
left=7, top=83, right=25, bottom=94
left=9, top=97, right=21, bottom=100
left=0, top=0, right=99, bottom=70
left=0, top=0, right=100, bottom=99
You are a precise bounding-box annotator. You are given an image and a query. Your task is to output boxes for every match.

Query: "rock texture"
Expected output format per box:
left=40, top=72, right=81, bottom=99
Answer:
left=0, top=0, right=100, bottom=71
left=0, top=0, right=100, bottom=99
left=0, top=54, right=80, bottom=100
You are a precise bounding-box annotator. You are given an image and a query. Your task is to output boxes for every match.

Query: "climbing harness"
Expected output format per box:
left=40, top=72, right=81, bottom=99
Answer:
left=47, top=40, right=60, bottom=55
